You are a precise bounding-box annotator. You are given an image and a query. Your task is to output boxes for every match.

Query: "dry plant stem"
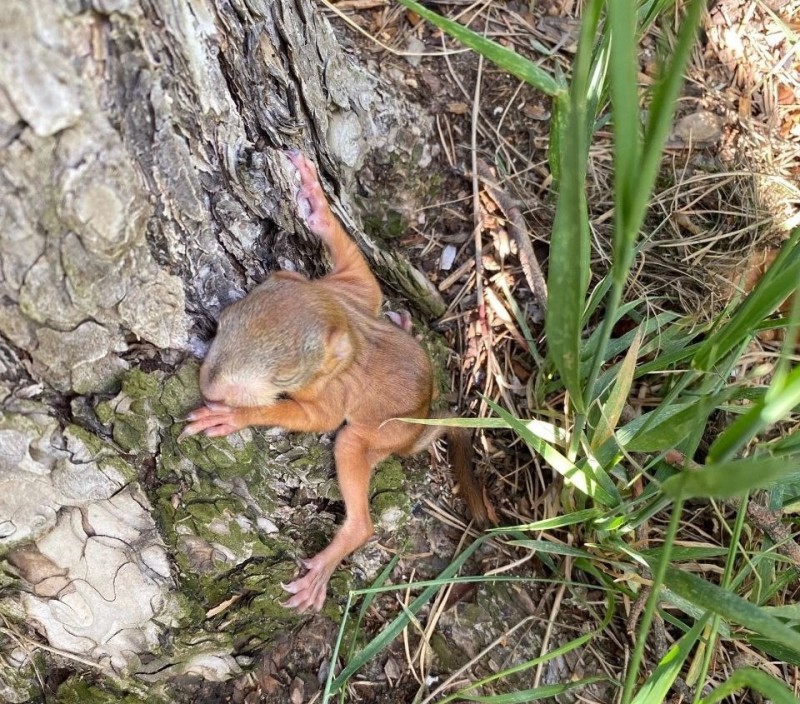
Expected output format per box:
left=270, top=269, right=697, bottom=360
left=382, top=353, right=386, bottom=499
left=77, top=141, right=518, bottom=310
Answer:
left=533, top=556, right=570, bottom=687
left=399, top=590, right=431, bottom=687
left=628, top=478, right=652, bottom=638
left=692, top=498, right=749, bottom=704
left=475, top=159, right=549, bottom=312
left=664, top=450, right=800, bottom=569
left=401, top=569, right=422, bottom=686
left=471, top=52, right=487, bottom=337
left=621, top=495, right=684, bottom=704
left=627, top=584, right=651, bottom=641
left=0, top=622, right=46, bottom=693
left=412, top=517, right=474, bottom=652
left=319, top=0, right=469, bottom=57
left=484, top=547, right=539, bottom=576
left=420, top=617, right=537, bottom=704
left=742, top=501, right=800, bottom=569
left=415, top=577, right=450, bottom=683
left=452, top=0, right=492, bottom=24
left=0, top=626, right=114, bottom=675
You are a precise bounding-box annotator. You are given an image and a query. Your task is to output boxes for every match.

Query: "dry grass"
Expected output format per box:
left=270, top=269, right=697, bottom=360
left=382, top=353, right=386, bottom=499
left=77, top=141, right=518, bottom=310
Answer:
left=321, top=0, right=800, bottom=700
left=324, top=0, right=800, bottom=485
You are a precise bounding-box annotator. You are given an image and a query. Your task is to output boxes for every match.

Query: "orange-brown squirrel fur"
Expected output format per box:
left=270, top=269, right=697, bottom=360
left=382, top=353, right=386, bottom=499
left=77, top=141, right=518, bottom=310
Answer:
left=181, top=150, right=487, bottom=612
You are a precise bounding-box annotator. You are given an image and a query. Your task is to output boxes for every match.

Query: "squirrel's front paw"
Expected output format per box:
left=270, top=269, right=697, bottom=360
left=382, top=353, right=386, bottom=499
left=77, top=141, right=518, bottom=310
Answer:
left=179, top=403, right=248, bottom=439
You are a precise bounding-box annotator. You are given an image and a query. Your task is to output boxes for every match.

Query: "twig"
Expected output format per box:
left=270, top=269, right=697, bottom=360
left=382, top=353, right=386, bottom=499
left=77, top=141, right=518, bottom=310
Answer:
left=475, top=159, right=549, bottom=313
left=533, top=556, right=569, bottom=687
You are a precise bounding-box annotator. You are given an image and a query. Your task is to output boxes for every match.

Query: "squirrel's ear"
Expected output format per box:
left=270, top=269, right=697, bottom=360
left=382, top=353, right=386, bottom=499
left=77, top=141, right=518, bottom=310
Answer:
left=326, top=327, right=353, bottom=362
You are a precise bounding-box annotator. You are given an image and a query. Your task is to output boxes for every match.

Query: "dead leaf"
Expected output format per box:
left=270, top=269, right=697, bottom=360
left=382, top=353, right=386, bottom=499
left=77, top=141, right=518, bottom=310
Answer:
left=290, top=676, right=304, bottom=704
left=447, top=102, right=469, bottom=114
left=672, top=212, right=704, bottom=236
left=522, top=103, right=550, bottom=120
left=443, top=582, right=477, bottom=610
left=726, top=247, right=798, bottom=346
left=384, top=656, right=401, bottom=681
left=483, top=485, right=499, bottom=525
left=777, top=83, right=795, bottom=105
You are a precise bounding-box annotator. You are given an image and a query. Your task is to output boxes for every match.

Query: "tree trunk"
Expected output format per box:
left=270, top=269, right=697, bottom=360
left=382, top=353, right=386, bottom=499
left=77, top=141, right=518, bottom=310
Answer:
left=0, top=0, right=440, bottom=699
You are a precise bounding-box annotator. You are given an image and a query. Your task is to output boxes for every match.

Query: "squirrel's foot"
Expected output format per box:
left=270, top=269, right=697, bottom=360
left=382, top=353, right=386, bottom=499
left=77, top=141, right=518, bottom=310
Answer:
left=386, top=310, right=413, bottom=333
left=286, top=150, right=337, bottom=241
left=281, top=554, right=335, bottom=613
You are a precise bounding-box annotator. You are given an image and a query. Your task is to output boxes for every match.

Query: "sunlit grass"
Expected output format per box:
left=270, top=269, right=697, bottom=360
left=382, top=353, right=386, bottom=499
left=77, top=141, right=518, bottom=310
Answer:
left=324, top=1, right=800, bottom=702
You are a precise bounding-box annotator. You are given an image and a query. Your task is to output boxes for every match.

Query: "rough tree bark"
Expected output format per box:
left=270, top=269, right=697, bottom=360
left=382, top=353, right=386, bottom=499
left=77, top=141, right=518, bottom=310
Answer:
left=0, top=0, right=442, bottom=700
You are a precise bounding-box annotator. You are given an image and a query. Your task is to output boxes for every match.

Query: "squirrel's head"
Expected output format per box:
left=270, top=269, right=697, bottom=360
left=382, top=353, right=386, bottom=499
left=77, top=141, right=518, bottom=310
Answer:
left=198, top=277, right=354, bottom=408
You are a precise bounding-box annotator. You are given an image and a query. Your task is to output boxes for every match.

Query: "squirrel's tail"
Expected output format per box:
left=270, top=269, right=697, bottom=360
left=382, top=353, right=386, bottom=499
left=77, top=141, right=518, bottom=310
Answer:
left=445, top=426, right=489, bottom=527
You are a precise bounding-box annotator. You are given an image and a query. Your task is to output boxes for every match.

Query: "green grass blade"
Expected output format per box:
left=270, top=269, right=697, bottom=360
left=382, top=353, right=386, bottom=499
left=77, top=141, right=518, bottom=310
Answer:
left=607, top=0, right=641, bottom=239
left=708, top=363, right=800, bottom=463
left=747, top=635, right=800, bottom=666
left=622, top=497, right=685, bottom=704
left=693, top=230, right=800, bottom=371
left=630, top=615, right=709, bottom=704
left=691, top=497, right=749, bottom=703
left=662, top=566, right=800, bottom=656
left=498, top=276, right=542, bottom=365
left=326, top=554, right=404, bottom=702
left=634, top=341, right=703, bottom=377
left=662, top=454, right=800, bottom=499
left=401, top=413, right=567, bottom=447
left=699, top=667, right=800, bottom=704
left=591, top=325, right=643, bottom=449
left=544, top=0, right=603, bottom=413
left=505, top=539, right=594, bottom=559
left=584, top=0, right=705, bottom=416
left=596, top=495, right=670, bottom=533
left=548, top=88, right=569, bottom=185
left=582, top=275, right=614, bottom=324
left=630, top=0, right=705, bottom=232
left=592, top=318, right=696, bottom=395
left=769, top=427, right=800, bottom=455
left=622, top=395, right=720, bottom=453
left=658, top=586, right=731, bottom=638
left=348, top=575, right=588, bottom=598
left=400, top=416, right=546, bottom=430
left=640, top=546, right=729, bottom=561
left=439, top=594, right=615, bottom=704
left=457, top=676, right=609, bottom=703
left=640, top=0, right=677, bottom=26
left=581, top=305, right=673, bottom=362
left=486, top=399, right=618, bottom=505
left=585, top=34, right=610, bottom=134
left=345, top=551, right=402, bottom=656
left=396, top=0, right=562, bottom=96
left=328, top=534, right=488, bottom=692
left=324, top=592, right=354, bottom=704
left=491, top=508, right=601, bottom=533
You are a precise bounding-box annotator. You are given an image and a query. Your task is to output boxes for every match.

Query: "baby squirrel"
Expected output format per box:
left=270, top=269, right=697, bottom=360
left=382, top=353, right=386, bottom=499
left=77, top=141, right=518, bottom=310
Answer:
left=182, top=150, right=487, bottom=612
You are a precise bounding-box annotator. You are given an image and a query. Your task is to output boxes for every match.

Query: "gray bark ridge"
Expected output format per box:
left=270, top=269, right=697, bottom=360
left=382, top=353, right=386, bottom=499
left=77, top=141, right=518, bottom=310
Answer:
left=0, top=0, right=439, bottom=693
